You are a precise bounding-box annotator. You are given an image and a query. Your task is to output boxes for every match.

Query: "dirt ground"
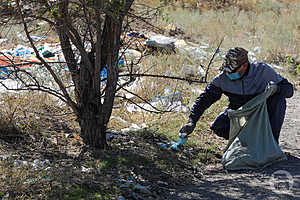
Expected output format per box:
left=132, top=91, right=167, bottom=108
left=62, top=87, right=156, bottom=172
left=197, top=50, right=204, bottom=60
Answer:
left=166, top=89, right=300, bottom=200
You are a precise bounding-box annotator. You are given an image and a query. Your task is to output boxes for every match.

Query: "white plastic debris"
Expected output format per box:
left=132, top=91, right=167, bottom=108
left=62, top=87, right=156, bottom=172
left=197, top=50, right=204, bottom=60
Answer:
left=118, top=196, right=126, bottom=200
left=248, top=51, right=257, bottom=62
left=192, top=89, right=204, bottom=94
left=121, top=123, right=142, bottom=132
left=81, top=166, right=92, bottom=172
left=198, top=65, right=206, bottom=77
left=145, top=35, right=175, bottom=50
left=181, top=65, right=196, bottom=77
left=253, top=46, right=261, bottom=54
left=0, top=38, right=8, bottom=44
left=120, top=49, right=142, bottom=61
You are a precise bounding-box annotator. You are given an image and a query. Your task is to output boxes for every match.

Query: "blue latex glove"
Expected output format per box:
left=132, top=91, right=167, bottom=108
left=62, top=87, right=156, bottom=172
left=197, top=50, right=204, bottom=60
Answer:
left=169, top=135, right=188, bottom=151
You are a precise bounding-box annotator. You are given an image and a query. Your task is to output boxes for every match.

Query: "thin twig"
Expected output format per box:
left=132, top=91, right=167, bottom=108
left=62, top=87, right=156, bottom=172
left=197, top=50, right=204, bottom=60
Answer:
left=204, top=38, right=224, bottom=82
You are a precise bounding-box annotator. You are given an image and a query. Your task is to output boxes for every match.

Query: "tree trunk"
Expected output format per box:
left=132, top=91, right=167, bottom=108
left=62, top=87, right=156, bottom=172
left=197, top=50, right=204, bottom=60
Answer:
left=78, top=0, right=134, bottom=149
left=79, top=53, right=107, bottom=149
left=80, top=106, right=107, bottom=149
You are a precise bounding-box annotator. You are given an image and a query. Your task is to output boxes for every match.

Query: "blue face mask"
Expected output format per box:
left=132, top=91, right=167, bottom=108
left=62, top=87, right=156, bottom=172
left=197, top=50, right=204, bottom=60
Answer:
left=226, top=72, right=242, bottom=80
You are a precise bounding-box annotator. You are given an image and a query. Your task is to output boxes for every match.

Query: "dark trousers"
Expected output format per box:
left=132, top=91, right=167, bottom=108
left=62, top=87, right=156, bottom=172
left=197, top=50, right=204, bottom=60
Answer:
left=210, top=93, right=286, bottom=143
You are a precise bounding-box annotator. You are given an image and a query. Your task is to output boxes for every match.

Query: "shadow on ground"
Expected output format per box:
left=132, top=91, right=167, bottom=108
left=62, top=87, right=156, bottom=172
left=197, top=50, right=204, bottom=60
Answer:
left=167, top=154, right=300, bottom=200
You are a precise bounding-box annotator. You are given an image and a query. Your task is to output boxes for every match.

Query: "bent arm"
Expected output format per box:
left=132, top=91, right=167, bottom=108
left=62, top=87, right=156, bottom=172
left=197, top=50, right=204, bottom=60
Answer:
left=189, top=83, right=223, bottom=124
left=277, top=78, right=294, bottom=98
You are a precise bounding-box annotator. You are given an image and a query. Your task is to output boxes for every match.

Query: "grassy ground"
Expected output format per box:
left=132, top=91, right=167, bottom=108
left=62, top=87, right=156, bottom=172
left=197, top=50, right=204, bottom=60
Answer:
left=0, top=0, right=300, bottom=199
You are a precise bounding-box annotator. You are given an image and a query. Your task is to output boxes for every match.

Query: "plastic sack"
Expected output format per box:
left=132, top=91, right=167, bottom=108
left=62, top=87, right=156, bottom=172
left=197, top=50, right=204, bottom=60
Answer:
left=222, top=85, right=286, bottom=170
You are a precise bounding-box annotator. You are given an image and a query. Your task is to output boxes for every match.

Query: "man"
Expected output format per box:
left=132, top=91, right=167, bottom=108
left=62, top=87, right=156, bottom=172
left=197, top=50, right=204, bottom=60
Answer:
left=171, top=47, right=294, bottom=150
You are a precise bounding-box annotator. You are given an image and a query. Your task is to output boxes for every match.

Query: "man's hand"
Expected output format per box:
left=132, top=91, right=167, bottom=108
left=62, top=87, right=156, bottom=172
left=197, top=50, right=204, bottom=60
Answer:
left=169, top=121, right=195, bottom=151
left=179, top=121, right=196, bottom=135
left=169, top=134, right=188, bottom=151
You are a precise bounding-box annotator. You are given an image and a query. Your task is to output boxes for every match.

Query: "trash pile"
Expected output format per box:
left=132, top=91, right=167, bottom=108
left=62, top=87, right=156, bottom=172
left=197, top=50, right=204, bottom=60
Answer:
left=0, top=30, right=270, bottom=133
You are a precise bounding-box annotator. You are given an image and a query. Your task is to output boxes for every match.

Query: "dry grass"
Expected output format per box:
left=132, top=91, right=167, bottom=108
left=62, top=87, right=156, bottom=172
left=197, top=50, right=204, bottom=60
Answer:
left=0, top=0, right=300, bottom=199
left=159, top=1, right=300, bottom=66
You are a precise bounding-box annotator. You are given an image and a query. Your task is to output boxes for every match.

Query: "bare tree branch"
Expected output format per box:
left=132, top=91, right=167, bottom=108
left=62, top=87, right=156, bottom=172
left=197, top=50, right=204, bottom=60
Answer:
left=204, top=38, right=224, bottom=82
left=115, top=94, right=170, bottom=114
left=16, top=0, right=79, bottom=115
left=119, top=73, right=206, bottom=83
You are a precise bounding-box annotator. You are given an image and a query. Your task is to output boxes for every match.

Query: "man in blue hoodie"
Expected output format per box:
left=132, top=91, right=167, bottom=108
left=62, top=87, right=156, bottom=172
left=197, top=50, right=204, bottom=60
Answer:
left=171, top=47, right=294, bottom=150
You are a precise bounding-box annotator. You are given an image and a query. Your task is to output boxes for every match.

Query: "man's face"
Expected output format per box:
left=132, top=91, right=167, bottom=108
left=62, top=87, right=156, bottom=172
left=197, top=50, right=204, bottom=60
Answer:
left=225, top=62, right=248, bottom=81
left=236, top=62, right=248, bottom=76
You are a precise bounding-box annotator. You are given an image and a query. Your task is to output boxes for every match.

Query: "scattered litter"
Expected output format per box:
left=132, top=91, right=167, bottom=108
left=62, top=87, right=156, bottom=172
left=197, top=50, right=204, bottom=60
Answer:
left=100, top=65, right=108, bottom=81
left=198, top=65, right=206, bottom=77
left=33, top=159, right=50, bottom=167
left=127, top=31, right=148, bottom=39
left=127, top=177, right=135, bottom=182
left=158, top=141, right=179, bottom=151
left=110, top=116, right=129, bottom=124
left=65, top=133, right=74, bottom=138
left=0, top=67, right=9, bottom=80
left=0, top=154, right=10, bottom=160
left=192, top=89, right=204, bottom=94
left=106, top=132, right=121, bottom=140
left=145, top=35, right=176, bottom=53
left=118, top=196, right=126, bottom=200
left=14, top=159, right=50, bottom=169
left=81, top=166, right=92, bottom=173
left=121, top=123, right=143, bottom=132
left=17, top=33, right=46, bottom=43
left=181, top=65, right=197, bottom=78
left=253, top=46, right=261, bottom=54
left=24, top=178, right=38, bottom=184
left=121, top=49, right=142, bottom=61
left=174, top=39, right=188, bottom=48
left=13, top=45, right=33, bottom=57
left=120, top=184, right=130, bottom=189
left=42, top=50, right=55, bottom=58
left=118, top=59, right=125, bottom=67
left=0, top=38, right=8, bottom=44
left=157, top=180, right=168, bottom=186
left=248, top=51, right=257, bottom=62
